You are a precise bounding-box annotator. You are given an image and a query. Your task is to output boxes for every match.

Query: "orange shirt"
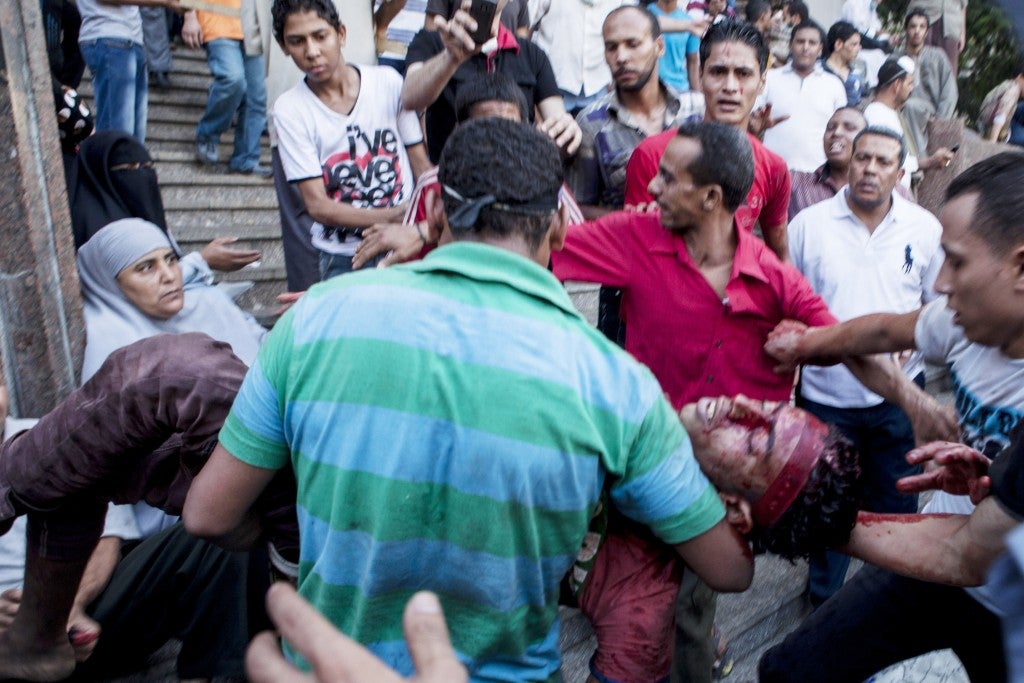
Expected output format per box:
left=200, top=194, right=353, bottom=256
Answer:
left=197, top=0, right=243, bottom=43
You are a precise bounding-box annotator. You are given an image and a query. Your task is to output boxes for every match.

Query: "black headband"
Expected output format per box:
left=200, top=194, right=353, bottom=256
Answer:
left=442, top=185, right=560, bottom=231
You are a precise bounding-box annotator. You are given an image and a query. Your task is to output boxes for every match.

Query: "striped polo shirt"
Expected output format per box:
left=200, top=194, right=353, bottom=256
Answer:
left=219, top=242, right=724, bottom=681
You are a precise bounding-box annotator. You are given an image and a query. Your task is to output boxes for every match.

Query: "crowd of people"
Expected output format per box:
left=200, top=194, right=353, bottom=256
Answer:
left=2, top=0, right=1024, bottom=682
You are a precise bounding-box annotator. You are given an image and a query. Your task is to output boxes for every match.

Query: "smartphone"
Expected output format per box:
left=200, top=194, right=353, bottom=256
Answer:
left=467, top=0, right=498, bottom=44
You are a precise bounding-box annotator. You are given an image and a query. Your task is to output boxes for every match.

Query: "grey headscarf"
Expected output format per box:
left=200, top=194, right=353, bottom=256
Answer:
left=78, top=218, right=265, bottom=380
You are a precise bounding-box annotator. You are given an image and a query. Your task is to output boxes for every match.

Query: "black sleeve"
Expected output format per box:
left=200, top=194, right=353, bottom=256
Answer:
left=529, top=43, right=561, bottom=103
left=406, top=28, right=444, bottom=68
left=425, top=0, right=454, bottom=18
left=990, top=422, right=1024, bottom=519
left=513, top=0, right=530, bottom=28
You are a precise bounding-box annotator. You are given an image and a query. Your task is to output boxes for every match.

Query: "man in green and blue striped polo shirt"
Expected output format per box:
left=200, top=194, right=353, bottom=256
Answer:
left=183, top=118, right=753, bottom=681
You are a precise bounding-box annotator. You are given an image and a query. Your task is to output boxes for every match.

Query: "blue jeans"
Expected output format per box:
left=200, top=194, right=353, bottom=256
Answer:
left=800, top=372, right=925, bottom=603
left=196, top=38, right=267, bottom=172
left=318, top=249, right=382, bottom=281
left=79, top=38, right=148, bottom=142
left=1010, top=102, right=1024, bottom=147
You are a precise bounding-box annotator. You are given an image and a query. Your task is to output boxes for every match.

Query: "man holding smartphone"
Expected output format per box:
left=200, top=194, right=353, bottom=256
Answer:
left=403, top=0, right=582, bottom=162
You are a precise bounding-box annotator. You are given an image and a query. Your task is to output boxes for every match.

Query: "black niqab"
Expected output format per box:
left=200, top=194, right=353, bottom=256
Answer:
left=71, top=130, right=168, bottom=249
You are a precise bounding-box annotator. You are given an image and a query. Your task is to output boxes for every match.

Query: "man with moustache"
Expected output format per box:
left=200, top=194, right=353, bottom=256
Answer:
left=568, top=4, right=702, bottom=344
left=788, top=106, right=914, bottom=219
left=553, top=119, right=945, bottom=683
left=569, top=5, right=699, bottom=218
left=786, top=126, right=944, bottom=605
left=624, top=20, right=792, bottom=262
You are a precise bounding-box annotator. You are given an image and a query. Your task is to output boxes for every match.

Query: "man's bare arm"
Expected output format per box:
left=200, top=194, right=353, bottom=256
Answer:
left=672, top=519, right=754, bottom=593
left=402, top=6, right=478, bottom=112
left=183, top=443, right=278, bottom=549
left=765, top=308, right=921, bottom=369
left=761, top=221, right=790, bottom=263
left=844, top=499, right=1018, bottom=586
left=842, top=354, right=959, bottom=444
left=297, top=179, right=406, bottom=230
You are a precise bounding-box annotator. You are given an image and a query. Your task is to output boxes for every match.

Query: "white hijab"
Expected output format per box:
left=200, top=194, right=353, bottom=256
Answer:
left=79, top=218, right=266, bottom=381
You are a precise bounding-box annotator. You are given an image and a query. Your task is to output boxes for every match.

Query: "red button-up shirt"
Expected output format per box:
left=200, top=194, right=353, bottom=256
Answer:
left=552, top=212, right=837, bottom=409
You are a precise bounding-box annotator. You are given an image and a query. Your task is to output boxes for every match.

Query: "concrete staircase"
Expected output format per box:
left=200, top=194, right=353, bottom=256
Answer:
left=80, top=45, right=288, bottom=322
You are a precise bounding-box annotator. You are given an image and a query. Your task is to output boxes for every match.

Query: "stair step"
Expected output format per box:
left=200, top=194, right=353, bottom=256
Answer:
left=162, top=185, right=278, bottom=210
left=149, top=142, right=272, bottom=162
left=80, top=71, right=214, bottom=96
left=166, top=207, right=280, bottom=228
left=173, top=222, right=283, bottom=242
left=155, top=161, right=275, bottom=186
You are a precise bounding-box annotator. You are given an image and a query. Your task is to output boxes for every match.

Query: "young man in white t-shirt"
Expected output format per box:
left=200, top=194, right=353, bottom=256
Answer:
left=272, top=0, right=430, bottom=281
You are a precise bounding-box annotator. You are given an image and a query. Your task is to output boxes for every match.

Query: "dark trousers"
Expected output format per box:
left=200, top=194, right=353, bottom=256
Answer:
left=71, top=523, right=267, bottom=680
left=272, top=146, right=319, bottom=292
left=759, top=565, right=1005, bottom=682
left=800, top=373, right=924, bottom=602
left=669, top=569, right=716, bottom=683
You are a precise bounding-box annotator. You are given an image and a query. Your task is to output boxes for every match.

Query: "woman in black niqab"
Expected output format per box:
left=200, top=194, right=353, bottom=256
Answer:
left=70, top=130, right=169, bottom=249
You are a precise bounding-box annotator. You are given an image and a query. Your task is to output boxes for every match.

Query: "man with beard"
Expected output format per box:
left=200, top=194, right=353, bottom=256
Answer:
left=568, top=4, right=702, bottom=344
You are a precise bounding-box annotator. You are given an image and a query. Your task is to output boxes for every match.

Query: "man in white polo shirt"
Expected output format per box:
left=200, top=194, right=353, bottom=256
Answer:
left=786, top=125, right=943, bottom=605
left=762, top=20, right=848, bottom=172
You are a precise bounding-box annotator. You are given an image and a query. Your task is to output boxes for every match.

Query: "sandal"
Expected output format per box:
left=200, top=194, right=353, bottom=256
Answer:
left=711, top=625, right=735, bottom=679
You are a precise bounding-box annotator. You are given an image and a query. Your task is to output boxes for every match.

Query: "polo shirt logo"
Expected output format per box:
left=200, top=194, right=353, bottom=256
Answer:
left=903, top=244, right=914, bottom=274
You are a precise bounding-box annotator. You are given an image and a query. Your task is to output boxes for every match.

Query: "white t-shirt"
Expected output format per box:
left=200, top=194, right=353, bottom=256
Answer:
left=762, top=65, right=849, bottom=173
left=863, top=101, right=918, bottom=190
left=274, top=65, right=423, bottom=255
left=77, top=0, right=143, bottom=45
left=0, top=419, right=141, bottom=593
left=915, top=299, right=1024, bottom=613
left=529, top=0, right=637, bottom=97
left=791, top=190, right=942, bottom=407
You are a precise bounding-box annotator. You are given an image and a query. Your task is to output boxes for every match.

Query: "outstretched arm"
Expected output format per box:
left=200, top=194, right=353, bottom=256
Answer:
left=844, top=497, right=1017, bottom=586
left=764, top=308, right=921, bottom=369
left=842, top=354, right=959, bottom=444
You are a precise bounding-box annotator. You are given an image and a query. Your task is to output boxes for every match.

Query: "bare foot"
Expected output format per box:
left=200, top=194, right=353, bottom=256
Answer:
left=0, top=628, right=76, bottom=681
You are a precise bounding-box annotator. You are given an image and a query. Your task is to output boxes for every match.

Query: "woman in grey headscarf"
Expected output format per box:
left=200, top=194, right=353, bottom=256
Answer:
left=77, top=217, right=266, bottom=381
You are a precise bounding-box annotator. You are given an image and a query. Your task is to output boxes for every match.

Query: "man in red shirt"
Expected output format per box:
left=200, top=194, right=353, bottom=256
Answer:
left=552, top=119, right=946, bottom=683
left=624, top=19, right=792, bottom=262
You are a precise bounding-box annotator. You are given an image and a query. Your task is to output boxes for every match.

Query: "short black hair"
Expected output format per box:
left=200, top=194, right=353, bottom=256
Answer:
left=272, top=0, right=341, bottom=44
left=1013, top=57, right=1024, bottom=79
left=853, top=125, right=909, bottom=166
left=605, top=4, right=662, bottom=40
left=825, top=20, right=859, bottom=57
left=904, top=6, right=930, bottom=29
left=455, top=73, right=529, bottom=123
left=744, top=0, right=771, bottom=23
left=700, top=19, right=769, bottom=73
left=791, top=20, right=825, bottom=45
left=749, top=428, right=861, bottom=560
left=674, top=120, right=754, bottom=212
left=438, top=118, right=564, bottom=251
left=946, top=152, right=1024, bottom=253
left=784, top=0, right=809, bottom=22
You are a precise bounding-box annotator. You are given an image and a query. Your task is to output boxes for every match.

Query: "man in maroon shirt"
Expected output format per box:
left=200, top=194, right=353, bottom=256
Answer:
left=624, top=20, right=792, bottom=262
left=552, top=119, right=948, bottom=683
